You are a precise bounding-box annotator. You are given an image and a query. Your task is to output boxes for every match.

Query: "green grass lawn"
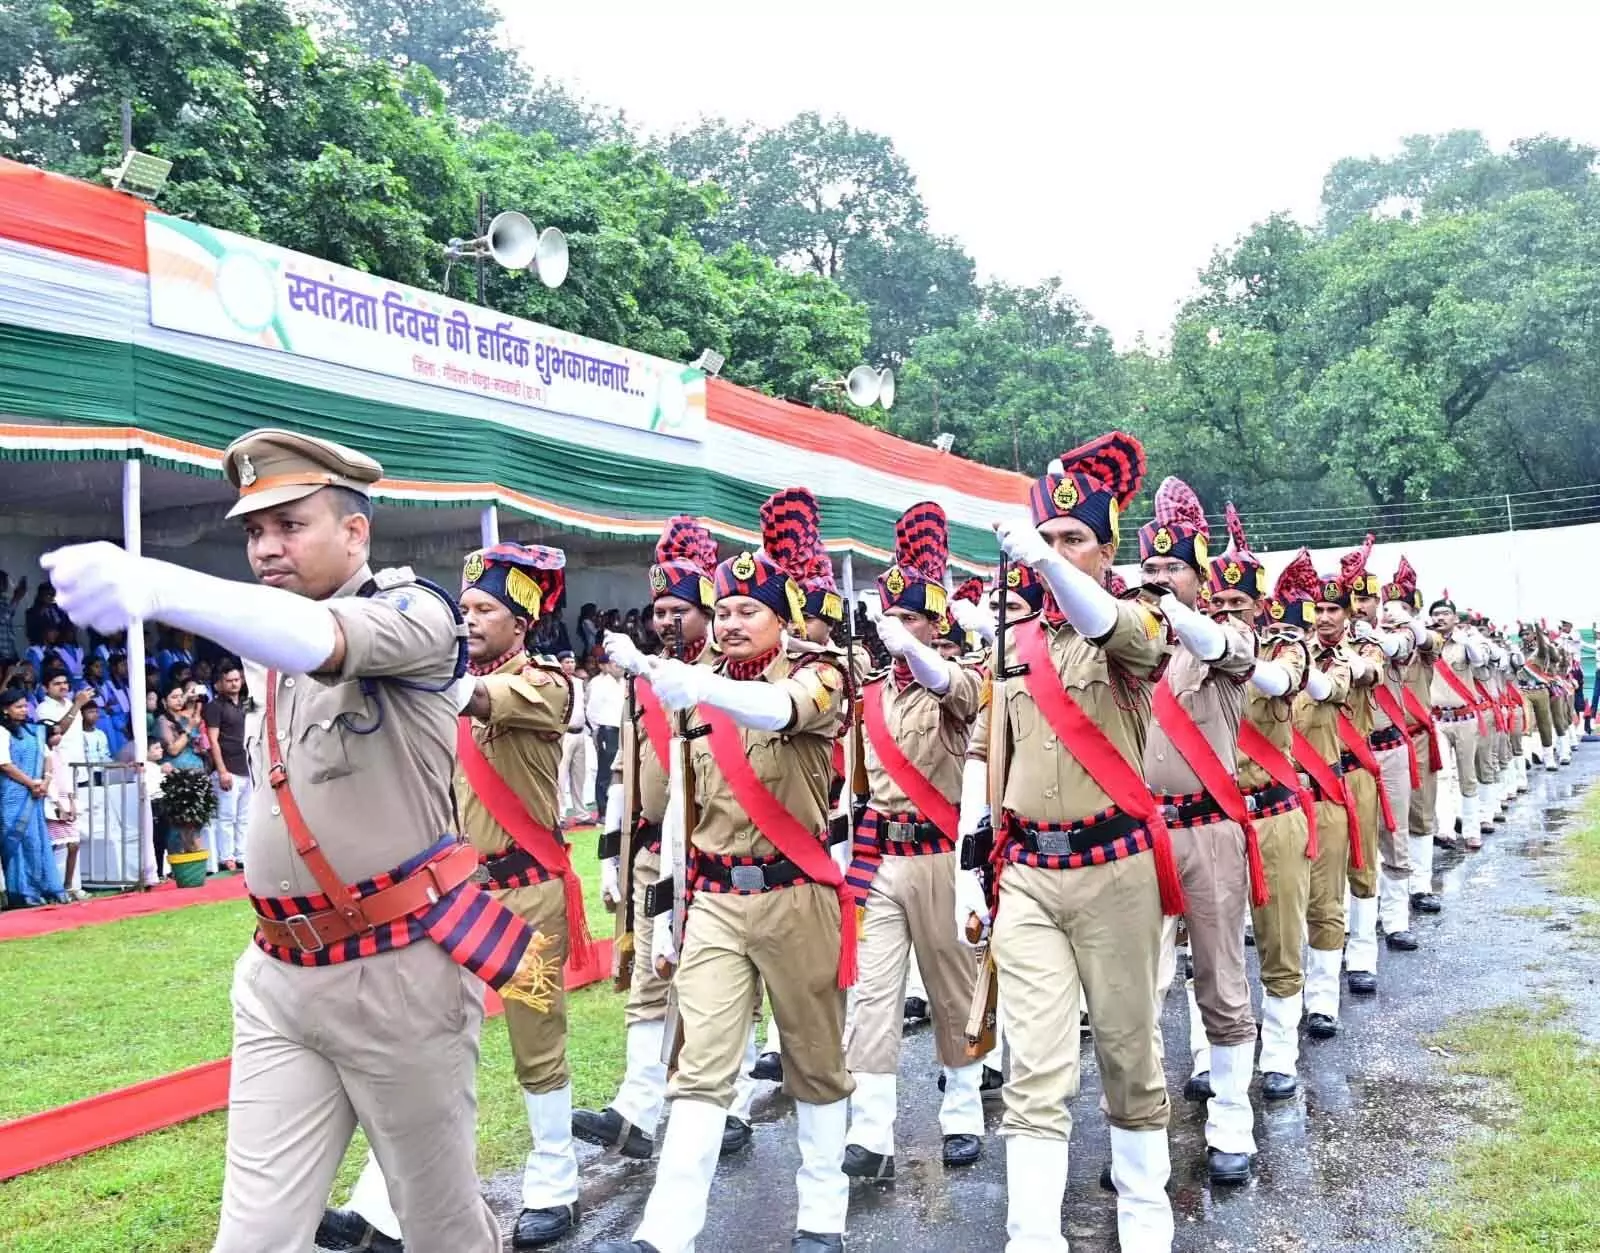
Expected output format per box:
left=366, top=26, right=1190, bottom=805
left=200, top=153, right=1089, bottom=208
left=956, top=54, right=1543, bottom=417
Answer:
left=2, top=830, right=627, bottom=1253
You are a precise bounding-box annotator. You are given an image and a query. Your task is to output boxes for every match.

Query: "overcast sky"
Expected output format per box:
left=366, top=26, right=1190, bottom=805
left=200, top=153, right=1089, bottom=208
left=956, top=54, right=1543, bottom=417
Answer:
left=500, top=1, right=1600, bottom=347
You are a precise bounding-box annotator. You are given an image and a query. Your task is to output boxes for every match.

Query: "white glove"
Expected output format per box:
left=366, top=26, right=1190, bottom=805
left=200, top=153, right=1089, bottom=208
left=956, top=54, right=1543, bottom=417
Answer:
left=873, top=611, right=952, bottom=694
left=1249, top=657, right=1293, bottom=697
left=42, top=542, right=338, bottom=675
left=649, top=657, right=705, bottom=711
left=1161, top=592, right=1227, bottom=662
left=604, top=631, right=646, bottom=675
left=1352, top=619, right=1376, bottom=641
left=992, top=518, right=1117, bottom=639
left=873, top=612, right=916, bottom=657
left=954, top=867, right=991, bottom=947
left=949, top=596, right=996, bottom=644
left=652, top=907, right=677, bottom=972
left=1306, top=666, right=1334, bottom=702
left=993, top=516, right=1056, bottom=571
left=601, top=857, right=621, bottom=909
left=958, top=757, right=990, bottom=836
left=450, top=674, right=479, bottom=715
left=654, top=661, right=793, bottom=731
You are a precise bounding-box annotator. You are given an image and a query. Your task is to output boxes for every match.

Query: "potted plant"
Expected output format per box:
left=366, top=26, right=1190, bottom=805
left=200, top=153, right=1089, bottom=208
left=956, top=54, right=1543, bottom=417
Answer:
left=160, top=766, right=218, bottom=888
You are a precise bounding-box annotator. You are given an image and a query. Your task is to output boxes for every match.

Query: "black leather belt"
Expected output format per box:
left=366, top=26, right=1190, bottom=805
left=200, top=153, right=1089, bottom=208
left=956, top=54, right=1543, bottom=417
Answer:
left=597, top=821, right=663, bottom=861
left=881, top=818, right=941, bottom=842
left=695, top=855, right=807, bottom=892
left=470, top=846, right=537, bottom=885
left=1243, top=782, right=1298, bottom=812
left=1338, top=751, right=1366, bottom=775
left=1011, top=809, right=1145, bottom=857
left=1368, top=725, right=1405, bottom=751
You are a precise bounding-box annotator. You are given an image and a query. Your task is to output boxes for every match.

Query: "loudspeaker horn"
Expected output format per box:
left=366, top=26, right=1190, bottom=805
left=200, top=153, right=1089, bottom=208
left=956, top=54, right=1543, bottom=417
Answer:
left=845, top=364, right=882, bottom=407
left=534, top=226, right=569, bottom=289
left=484, top=211, right=538, bottom=270
left=877, top=367, right=896, bottom=410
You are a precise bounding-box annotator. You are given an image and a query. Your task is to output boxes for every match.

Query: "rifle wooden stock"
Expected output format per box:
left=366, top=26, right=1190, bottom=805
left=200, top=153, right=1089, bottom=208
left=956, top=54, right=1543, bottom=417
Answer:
left=965, top=942, right=998, bottom=1058
left=610, top=682, right=642, bottom=992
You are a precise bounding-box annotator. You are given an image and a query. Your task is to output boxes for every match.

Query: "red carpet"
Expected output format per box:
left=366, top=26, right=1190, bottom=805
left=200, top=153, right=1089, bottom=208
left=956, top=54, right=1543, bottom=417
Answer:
left=0, top=939, right=613, bottom=1180
left=0, top=875, right=251, bottom=942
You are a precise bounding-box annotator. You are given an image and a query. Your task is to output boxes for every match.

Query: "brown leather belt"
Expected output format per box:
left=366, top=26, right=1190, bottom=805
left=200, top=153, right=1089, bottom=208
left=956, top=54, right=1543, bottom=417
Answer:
left=253, top=842, right=480, bottom=955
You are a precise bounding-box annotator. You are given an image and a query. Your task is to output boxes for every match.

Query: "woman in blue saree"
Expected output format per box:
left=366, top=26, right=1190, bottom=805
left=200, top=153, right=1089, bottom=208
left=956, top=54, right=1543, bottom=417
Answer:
left=2, top=686, right=68, bottom=906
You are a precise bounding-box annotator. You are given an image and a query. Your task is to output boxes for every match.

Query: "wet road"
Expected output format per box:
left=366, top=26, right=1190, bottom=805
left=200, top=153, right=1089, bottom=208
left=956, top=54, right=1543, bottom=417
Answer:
left=374, top=749, right=1600, bottom=1251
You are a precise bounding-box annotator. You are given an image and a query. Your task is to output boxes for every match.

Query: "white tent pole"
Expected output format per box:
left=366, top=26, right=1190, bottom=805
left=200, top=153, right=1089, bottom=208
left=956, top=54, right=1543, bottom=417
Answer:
left=480, top=503, right=500, bottom=548
left=123, top=456, right=153, bottom=886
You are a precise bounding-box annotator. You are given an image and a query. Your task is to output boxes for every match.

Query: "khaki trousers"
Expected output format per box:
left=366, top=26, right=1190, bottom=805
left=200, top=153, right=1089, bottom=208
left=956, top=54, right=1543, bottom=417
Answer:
left=1306, top=799, right=1350, bottom=951
left=1375, top=745, right=1412, bottom=878
left=1345, top=768, right=1380, bottom=899
left=1552, top=689, right=1573, bottom=736
left=670, top=884, right=851, bottom=1109
left=214, top=943, right=498, bottom=1253
left=1474, top=726, right=1499, bottom=786
left=992, top=857, right=1169, bottom=1140
left=1527, top=687, right=1554, bottom=749
left=845, top=850, right=979, bottom=1072
left=1438, top=717, right=1481, bottom=797
left=495, top=878, right=569, bottom=1094
left=1409, top=731, right=1437, bottom=840
left=1167, top=819, right=1254, bottom=1047
left=1249, top=807, right=1311, bottom=999
left=623, top=846, right=671, bottom=1027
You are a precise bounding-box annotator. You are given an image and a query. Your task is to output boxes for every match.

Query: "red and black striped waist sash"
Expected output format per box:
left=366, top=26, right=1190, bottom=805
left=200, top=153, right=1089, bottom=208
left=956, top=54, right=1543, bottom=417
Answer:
left=856, top=807, right=956, bottom=857
left=1242, top=782, right=1301, bottom=820
left=473, top=845, right=556, bottom=892
left=692, top=849, right=812, bottom=896
left=1368, top=725, right=1406, bottom=752
left=1002, top=806, right=1152, bottom=870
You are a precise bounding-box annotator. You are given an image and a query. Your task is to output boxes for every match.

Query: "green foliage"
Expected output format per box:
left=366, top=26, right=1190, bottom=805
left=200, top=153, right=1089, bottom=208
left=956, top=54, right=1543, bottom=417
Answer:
left=158, top=766, right=217, bottom=835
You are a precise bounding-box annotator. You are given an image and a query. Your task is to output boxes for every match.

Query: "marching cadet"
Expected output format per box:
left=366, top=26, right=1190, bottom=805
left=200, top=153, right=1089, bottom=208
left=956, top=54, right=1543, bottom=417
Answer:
left=43, top=430, right=556, bottom=1253
left=1548, top=623, right=1578, bottom=764
left=593, top=493, right=852, bottom=1253
left=323, top=543, right=594, bottom=1252
left=1517, top=622, right=1559, bottom=771
left=1282, top=551, right=1356, bottom=1042
left=1136, top=478, right=1260, bottom=1186
left=840, top=502, right=987, bottom=1180
left=1331, top=538, right=1404, bottom=996
left=573, top=518, right=760, bottom=1161
left=1428, top=597, right=1494, bottom=847
left=961, top=432, right=1183, bottom=1253
left=1206, top=511, right=1315, bottom=1100
left=1467, top=612, right=1509, bottom=826
left=1385, top=561, right=1447, bottom=914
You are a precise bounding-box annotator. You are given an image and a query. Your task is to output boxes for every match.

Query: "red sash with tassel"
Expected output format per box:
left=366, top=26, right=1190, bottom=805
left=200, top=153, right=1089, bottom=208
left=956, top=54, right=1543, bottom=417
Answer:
left=634, top=677, right=673, bottom=770
left=456, top=721, right=596, bottom=973
left=1012, top=619, right=1186, bottom=916
left=1434, top=660, right=1488, bottom=734
left=1402, top=687, right=1444, bottom=772
left=700, top=709, right=858, bottom=988
left=1291, top=730, right=1366, bottom=871
left=1336, top=713, right=1398, bottom=833
left=1237, top=721, right=1319, bottom=859
left=1474, top=680, right=1507, bottom=733
left=1152, top=680, right=1268, bottom=907
left=1371, top=685, right=1420, bottom=788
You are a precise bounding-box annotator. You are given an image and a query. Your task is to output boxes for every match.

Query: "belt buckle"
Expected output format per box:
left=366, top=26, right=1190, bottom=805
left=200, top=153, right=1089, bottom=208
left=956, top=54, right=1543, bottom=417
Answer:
left=470, top=863, right=491, bottom=885
left=730, top=864, right=767, bottom=892
left=1035, top=829, right=1073, bottom=856
left=1245, top=794, right=1260, bottom=813
left=885, top=819, right=915, bottom=842
left=1160, top=803, right=1181, bottom=823
left=281, top=913, right=325, bottom=955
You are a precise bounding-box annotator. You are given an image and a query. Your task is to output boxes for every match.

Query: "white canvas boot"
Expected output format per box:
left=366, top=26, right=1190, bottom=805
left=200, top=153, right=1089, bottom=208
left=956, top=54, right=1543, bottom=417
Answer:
left=843, top=1070, right=897, bottom=1175
left=631, top=1099, right=726, bottom=1253
left=1344, top=893, right=1379, bottom=979
left=1257, top=991, right=1302, bottom=1098
left=727, top=1021, right=760, bottom=1137
left=1183, top=978, right=1212, bottom=1100
left=1379, top=869, right=1413, bottom=945
left=938, top=1062, right=985, bottom=1165
left=519, top=1084, right=580, bottom=1242
left=611, top=1018, right=669, bottom=1137
left=794, top=1098, right=850, bottom=1243
left=1005, top=1134, right=1070, bottom=1252
left=1204, top=1041, right=1256, bottom=1184
left=1304, top=945, right=1342, bottom=1035
left=342, top=1150, right=401, bottom=1240
left=1109, top=1126, right=1175, bottom=1251
left=1460, top=794, right=1482, bottom=848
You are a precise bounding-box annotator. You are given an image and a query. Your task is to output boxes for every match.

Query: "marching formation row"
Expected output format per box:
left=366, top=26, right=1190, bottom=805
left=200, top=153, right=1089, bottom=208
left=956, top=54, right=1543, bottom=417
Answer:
left=37, top=426, right=1586, bottom=1253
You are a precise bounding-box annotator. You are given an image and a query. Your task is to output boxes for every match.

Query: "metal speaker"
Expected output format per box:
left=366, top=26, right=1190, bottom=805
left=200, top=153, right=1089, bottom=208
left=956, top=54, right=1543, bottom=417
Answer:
left=845, top=364, right=882, bottom=407
left=534, top=227, right=569, bottom=289
left=485, top=211, right=538, bottom=270
left=877, top=367, right=896, bottom=410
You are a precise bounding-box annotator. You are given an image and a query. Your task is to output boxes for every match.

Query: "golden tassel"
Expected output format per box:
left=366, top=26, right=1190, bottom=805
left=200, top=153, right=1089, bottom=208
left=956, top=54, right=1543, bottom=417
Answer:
left=500, top=929, right=558, bottom=1013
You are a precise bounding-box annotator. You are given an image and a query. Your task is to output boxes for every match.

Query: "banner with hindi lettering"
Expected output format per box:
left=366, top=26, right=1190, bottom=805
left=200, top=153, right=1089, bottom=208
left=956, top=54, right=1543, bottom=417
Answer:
left=144, top=214, right=708, bottom=443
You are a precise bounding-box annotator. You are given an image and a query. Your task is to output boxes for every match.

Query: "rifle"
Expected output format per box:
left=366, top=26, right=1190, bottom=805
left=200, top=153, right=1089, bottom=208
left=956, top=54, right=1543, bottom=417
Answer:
left=607, top=672, right=641, bottom=992
left=656, top=610, right=697, bottom=1068
left=832, top=578, right=868, bottom=846
left=964, top=555, right=1027, bottom=1059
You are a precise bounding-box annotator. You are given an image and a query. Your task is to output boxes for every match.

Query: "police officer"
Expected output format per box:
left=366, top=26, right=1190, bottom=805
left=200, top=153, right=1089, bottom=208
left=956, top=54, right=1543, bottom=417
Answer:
left=1384, top=561, right=1446, bottom=912
left=322, top=543, right=590, bottom=1251
left=1428, top=597, right=1493, bottom=846
left=43, top=430, right=525, bottom=1253
left=962, top=432, right=1182, bottom=1252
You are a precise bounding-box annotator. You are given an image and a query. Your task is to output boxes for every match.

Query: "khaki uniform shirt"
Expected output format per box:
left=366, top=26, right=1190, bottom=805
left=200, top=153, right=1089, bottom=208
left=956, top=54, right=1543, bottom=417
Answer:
left=1346, top=635, right=1382, bottom=737
left=1292, top=641, right=1352, bottom=762
left=969, top=598, right=1167, bottom=825
left=1142, top=616, right=1256, bottom=793
left=1368, top=626, right=1414, bottom=732
left=1429, top=637, right=1475, bottom=709
left=687, top=648, right=846, bottom=859
left=245, top=566, right=460, bottom=897
left=863, top=663, right=984, bottom=811
left=456, top=653, right=571, bottom=859
left=626, top=643, right=717, bottom=827
left=1402, top=628, right=1442, bottom=719
left=1237, top=634, right=1309, bottom=791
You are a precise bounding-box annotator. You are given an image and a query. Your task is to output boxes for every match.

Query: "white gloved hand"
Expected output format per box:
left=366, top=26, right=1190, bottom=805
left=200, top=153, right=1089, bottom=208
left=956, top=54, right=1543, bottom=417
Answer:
left=1352, top=619, right=1376, bottom=641
left=449, top=674, right=479, bottom=715
left=39, top=542, right=156, bottom=631
left=652, top=908, right=677, bottom=975
left=874, top=612, right=916, bottom=657
left=601, top=856, right=621, bottom=909
left=993, top=517, right=1055, bottom=571
left=650, top=658, right=704, bottom=711
left=954, top=867, right=991, bottom=947
left=949, top=596, right=996, bottom=644
left=604, top=630, right=646, bottom=676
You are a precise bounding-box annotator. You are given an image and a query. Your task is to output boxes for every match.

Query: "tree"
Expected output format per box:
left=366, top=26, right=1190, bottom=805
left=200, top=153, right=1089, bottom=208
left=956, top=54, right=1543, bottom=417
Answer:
left=839, top=227, right=979, bottom=365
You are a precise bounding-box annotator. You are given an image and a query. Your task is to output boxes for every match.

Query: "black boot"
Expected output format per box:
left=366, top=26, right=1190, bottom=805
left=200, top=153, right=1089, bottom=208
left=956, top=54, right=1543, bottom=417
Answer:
left=1207, top=1147, right=1252, bottom=1185
left=589, top=1243, right=659, bottom=1253
left=513, top=1203, right=577, bottom=1249
left=942, top=1133, right=981, bottom=1166
left=1411, top=891, right=1442, bottom=914
left=721, top=1115, right=752, bottom=1155
left=1182, top=1071, right=1213, bottom=1102
left=841, top=1143, right=894, bottom=1181
left=1260, top=1071, right=1297, bottom=1100
left=315, top=1209, right=404, bottom=1253
left=570, top=1106, right=653, bottom=1159
left=1347, top=970, right=1377, bottom=996
left=902, top=995, right=929, bottom=1024
left=1385, top=930, right=1418, bottom=952
left=792, top=1234, right=845, bottom=1252
left=751, top=1051, right=784, bottom=1082
left=1099, top=1162, right=1116, bottom=1192
left=1306, top=1013, right=1338, bottom=1039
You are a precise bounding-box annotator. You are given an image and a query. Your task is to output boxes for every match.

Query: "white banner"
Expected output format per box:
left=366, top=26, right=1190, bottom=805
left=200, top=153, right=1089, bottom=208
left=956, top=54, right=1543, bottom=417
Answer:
left=143, top=214, right=707, bottom=442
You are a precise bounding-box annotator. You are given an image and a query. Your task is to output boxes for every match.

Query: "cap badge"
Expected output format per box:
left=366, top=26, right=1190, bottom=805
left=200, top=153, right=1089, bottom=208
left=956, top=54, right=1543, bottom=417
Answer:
left=1223, top=561, right=1242, bottom=586
left=649, top=566, right=669, bottom=594
left=1153, top=528, right=1173, bottom=555
left=237, top=454, right=257, bottom=488
left=885, top=567, right=906, bottom=597
left=463, top=552, right=485, bottom=584
left=731, top=551, right=757, bottom=580
left=1269, top=600, right=1286, bottom=621
left=1006, top=566, right=1021, bottom=588
left=1052, top=477, right=1080, bottom=512
left=1324, top=580, right=1342, bottom=601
